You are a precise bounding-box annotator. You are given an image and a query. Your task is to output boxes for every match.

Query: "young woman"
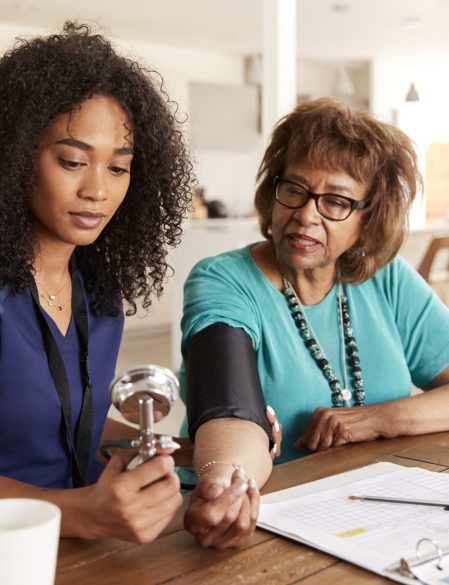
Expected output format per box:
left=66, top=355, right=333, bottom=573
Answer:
left=0, top=22, right=193, bottom=542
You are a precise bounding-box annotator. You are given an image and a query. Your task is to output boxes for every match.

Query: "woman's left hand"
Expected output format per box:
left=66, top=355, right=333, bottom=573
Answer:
left=295, top=404, right=393, bottom=452
left=184, top=468, right=259, bottom=549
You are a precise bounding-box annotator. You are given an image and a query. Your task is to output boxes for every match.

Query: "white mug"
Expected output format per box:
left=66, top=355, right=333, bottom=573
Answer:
left=0, top=498, right=61, bottom=585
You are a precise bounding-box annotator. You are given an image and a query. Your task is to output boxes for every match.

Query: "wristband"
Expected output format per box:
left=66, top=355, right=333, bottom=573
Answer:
left=197, top=460, right=248, bottom=480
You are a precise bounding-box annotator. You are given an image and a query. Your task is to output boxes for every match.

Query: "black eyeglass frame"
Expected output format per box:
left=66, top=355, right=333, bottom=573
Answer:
left=273, top=175, right=369, bottom=221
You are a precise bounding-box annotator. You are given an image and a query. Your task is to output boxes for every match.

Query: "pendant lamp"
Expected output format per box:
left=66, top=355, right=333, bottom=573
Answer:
left=405, top=82, right=420, bottom=102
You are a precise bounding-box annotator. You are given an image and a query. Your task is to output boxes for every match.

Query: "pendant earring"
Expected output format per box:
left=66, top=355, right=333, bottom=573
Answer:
left=349, top=244, right=366, bottom=257
left=267, top=225, right=272, bottom=236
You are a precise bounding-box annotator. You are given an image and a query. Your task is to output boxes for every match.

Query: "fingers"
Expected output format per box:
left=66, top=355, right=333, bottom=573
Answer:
left=295, top=406, right=379, bottom=452
left=104, top=458, right=180, bottom=515
left=266, top=405, right=282, bottom=459
left=141, top=468, right=181, bottom=504
left=196, top=476, right=227, bottom=500
left=120, top=486, right=183, bottom=543
left=185, top=472, right=259, bottom=549
left=294, top=436, right=305, bottom=450
left=186, top=470, right=248, bottom=530
left=315, top=415, right=343, bottom=451
left=294, top=409, right=326, bottom=452
left=294, top=408, right=332, bottom=452
left=103, top=455, right=181, bottom=515
left=208, top=489, right=257, bottom=549
left=210, top=486, right=249, bottom=536
left=91, top=455, right=183, bottom=542
left=247, top=478, right=259, bottom=531
left=123, top=455, right=176, bottom=490
left=212, top=478, right=260, bottom=549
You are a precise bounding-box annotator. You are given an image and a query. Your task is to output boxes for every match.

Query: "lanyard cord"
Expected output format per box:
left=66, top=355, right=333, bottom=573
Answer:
left=29, top=260, right=93, bottom=488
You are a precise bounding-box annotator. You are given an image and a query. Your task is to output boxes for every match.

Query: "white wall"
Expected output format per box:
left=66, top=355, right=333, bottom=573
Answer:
left=0, top=22, right=244, bottom=110
left=117, top=37, right=262, bottom=217
left=116, top=37, right=244, bottom=113
left=370, top=57, right=449, bottom=228
left=370, top=57, right=449, bottom=138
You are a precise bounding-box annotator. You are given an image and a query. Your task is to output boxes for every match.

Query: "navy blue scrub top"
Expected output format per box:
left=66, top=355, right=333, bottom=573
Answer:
left=0, top=279, right=124, bottom=488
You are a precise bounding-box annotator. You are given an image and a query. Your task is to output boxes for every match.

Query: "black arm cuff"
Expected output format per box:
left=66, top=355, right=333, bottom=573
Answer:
left=185, top=322, right=273, bottom=446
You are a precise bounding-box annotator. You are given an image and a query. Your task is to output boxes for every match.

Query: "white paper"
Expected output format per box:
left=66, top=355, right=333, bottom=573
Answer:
left=258, top=464, right=449, bottom=584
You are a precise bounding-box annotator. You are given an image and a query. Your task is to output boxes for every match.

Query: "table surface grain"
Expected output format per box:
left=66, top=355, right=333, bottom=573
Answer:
left=55, top=431, right=449, bottom=585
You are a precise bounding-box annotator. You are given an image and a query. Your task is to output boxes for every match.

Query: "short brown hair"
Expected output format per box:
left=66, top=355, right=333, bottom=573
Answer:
left=255, top=98, right=420, bottom=284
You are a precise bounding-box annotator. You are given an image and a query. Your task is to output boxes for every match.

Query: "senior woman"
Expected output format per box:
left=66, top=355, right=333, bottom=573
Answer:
left=181, top=98, right=449, bottom=547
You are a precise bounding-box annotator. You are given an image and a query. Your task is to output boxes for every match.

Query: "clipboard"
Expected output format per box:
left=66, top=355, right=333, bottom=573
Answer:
left=258, top=462, right=449, bottom=585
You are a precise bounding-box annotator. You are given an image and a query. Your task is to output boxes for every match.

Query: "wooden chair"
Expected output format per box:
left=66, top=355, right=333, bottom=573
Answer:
left=417, top=236, right=449, bottom=304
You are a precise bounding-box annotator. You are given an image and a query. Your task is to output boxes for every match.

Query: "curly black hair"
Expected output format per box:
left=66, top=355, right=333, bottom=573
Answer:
left=0, top=21, right=194, bottom=316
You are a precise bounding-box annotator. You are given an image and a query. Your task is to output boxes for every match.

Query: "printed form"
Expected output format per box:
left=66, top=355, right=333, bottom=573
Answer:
left=258, top=464, right=449, bottom=584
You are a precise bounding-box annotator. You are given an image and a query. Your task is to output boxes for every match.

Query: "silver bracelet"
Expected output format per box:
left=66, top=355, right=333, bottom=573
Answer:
left=197, top=460, right=247, bottom=480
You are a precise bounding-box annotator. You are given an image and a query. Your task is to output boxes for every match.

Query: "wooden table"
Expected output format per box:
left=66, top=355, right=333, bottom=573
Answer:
left=55, top=431, right=449, bottom=584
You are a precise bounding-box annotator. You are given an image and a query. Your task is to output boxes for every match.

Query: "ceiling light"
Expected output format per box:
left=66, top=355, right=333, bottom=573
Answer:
left=244, top=55, right=262, bottom=86
left=405, top=83, right=420, bottom=102
left=332, top=3, right=350, bottom=13
left=334, top=65, right=355, bottom=98
left=403, top=17, right=421, bottom=31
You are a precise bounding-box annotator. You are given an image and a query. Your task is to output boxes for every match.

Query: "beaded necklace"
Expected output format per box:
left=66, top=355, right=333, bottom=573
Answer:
left=282, top=277, right=365, bottom=407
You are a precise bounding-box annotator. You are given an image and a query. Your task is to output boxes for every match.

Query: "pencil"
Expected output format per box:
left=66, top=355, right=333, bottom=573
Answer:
left=348, top=495, right=449, bottom=509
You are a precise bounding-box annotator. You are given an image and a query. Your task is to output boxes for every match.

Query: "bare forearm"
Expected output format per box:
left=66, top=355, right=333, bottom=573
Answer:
left=0, top=476, right=93, bottom=538
left=297, top=370, right=449, bottom=452
left=381, top=384, right=449, bottom=438
left=194, top=418, right=272, bottom=487
left=0, top=451, right=183, bottom=543
left=101, top=416, right=137, bottom=441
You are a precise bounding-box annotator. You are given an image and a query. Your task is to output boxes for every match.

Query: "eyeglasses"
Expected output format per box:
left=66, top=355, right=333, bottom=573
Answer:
left=274, top=176, right=368, bottom=221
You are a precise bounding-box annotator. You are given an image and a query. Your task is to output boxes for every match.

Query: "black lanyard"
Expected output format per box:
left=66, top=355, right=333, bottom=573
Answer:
left=29, top=262, right=93, bottom=488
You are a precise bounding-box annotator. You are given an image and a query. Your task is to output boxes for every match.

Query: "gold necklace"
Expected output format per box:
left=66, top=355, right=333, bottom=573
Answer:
left=37, top=289, right=71, bottom=311
left=35, top=277, right=69, bottom=302
left=35, top=276, right=71, bottom=312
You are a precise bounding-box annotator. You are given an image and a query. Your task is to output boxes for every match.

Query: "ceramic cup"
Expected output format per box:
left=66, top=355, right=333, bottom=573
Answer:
left=0, top=498, right=61, bottom=585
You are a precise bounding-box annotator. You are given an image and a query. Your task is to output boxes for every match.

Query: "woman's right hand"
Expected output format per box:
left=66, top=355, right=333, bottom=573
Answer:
left=184, top=467, right=259, bottom=549
left=79, top=451, right=183, bottom=542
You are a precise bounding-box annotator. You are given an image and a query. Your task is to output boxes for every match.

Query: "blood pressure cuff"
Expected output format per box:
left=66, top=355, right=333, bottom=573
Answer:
left=185, top=322, right=273, bottom=447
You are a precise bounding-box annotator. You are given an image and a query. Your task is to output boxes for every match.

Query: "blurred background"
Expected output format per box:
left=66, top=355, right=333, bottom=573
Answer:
left=3, top=0, right=448, bottom=432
